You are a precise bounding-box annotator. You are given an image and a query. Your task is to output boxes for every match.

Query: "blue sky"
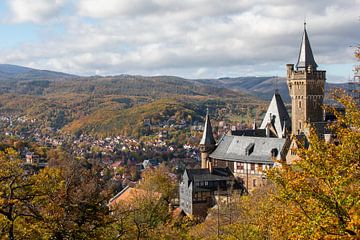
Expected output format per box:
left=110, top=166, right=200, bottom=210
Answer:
left=0, top=0, right=359, bottom=83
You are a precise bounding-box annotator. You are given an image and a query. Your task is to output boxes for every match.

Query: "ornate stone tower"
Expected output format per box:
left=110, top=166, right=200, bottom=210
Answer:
left=199, top=110, right=216, bottom=169
left=287, top=23, right=326, bottom=135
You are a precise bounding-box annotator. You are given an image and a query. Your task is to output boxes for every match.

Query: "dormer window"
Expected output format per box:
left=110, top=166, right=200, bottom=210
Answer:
left=245, top=143, right=255, bottom=156
left=271, top=148, right=279, bottom=158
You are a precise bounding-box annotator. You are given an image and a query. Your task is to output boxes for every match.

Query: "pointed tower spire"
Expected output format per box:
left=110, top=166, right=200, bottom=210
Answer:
left=296, top=22, right=318, bottom=70
left=200, top=109, right=216, bottom=169
left=200, top=109, right=216, bottom=146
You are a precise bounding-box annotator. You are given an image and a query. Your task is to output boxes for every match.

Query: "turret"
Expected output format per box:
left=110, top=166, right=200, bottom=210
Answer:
left=199, top=109, right=216, bottom=169
left=287, top=23, right=326, bottom=135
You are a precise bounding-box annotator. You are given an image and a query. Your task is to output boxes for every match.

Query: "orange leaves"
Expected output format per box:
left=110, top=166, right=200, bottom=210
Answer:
left=267, top=93, right=360, bottom=238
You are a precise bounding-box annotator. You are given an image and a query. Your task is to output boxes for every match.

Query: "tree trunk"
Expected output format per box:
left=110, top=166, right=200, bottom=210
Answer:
left=9, top=222, right=14, bottom=240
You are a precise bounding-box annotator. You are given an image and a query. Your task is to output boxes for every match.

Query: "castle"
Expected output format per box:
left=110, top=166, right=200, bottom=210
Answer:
left=180, top=23, right=330, bottom=217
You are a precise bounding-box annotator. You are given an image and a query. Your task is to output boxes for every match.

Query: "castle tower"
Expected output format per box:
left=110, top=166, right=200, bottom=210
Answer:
left=199, top=109, right=216, bottom=169
left=287, top=23, right=326, bottom=135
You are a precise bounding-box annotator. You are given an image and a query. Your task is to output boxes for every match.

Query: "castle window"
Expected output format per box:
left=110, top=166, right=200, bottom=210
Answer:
left=235, top=162, right=244, bottom=173
left=250, top=163, right=255, bottom=171
left=245, top=143, right=255, bottom=155
left=236, top=162, right=244, bottom=170
left=299, top=100, right=302, bottom=108
left=299, top=121, right=302, bottom=129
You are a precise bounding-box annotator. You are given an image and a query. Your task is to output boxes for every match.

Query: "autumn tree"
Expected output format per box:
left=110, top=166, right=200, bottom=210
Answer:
left=0, top=146, right=115, bottom=239
left=267, top=92, right=360, bottom=239
left=138, top=164, right=177, bottom=203
left=38, top=154, right=114, bottom=239
left=189, top=92, right=360, bottom=240
left=0, top=148, right=61, bottom=240
left=109, top=189, right=170, bottom=239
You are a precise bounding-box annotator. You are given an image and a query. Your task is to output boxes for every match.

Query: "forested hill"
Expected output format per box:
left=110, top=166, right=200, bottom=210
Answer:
left=0, top=64, right=347, bottom=100
left=194, top=76, right=349, bottom=102
left=0, top=64, right=348, bottom=137
left=46, top=75, right=240, bottom=98
left=0, top=64, right=76, bottom=81
left=0, top=65, right=265, bottom=137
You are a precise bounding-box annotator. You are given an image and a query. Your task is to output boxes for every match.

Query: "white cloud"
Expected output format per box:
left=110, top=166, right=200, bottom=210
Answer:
left=6, top=0, right=67, bottom=23
left=1, top=0, right=360, bottom=82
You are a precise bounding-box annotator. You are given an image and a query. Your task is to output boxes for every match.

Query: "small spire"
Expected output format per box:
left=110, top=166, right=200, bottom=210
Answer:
left=200, top=111, right=216, bottom=146
left=296, top=22, right=318, bottom=70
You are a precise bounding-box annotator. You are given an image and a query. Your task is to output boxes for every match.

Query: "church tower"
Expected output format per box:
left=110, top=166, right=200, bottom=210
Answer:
left=287, top=23, right=326, bottom=135
left=199, top=109, right=216, bottom=169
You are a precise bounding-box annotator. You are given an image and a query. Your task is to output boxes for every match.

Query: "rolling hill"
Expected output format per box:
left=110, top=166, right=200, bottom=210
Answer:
left=194, top=76, right=349, bottom=102
left=0, top=64, right=76, bottom=81
left=0, top=64, right=348, bottom=137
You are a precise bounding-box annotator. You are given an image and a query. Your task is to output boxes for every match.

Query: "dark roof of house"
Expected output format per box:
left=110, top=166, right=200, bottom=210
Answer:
left=200, top=112, right=216, bottom=146
left=231, top=129, right=267, bottom=137
left=308, top=121, right=332, bottom=138
left=260, top=92, right=290, bottom=137
left=296, top=24, right=318, bottom=70
left=142, top=159, right=159, bottom=168
left=185, top=167, right=234, bottom=182
left=293, top=133, right=310, bottom=149
left=209, top=135, right=289, bottom=163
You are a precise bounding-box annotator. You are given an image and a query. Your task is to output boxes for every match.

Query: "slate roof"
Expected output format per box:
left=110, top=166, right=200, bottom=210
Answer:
left=260, top=93, right=291, bottom=137
left=296, top=24, right=318, bottom=70
left=185, top=167, right=234, bottom=182
left=231, top=129, right=267, bottom=137
left=308, top=121, right=332, bottom=139
left=209, top=135, right=289, bottom=164
left=200, top=112, right=216, bottom=146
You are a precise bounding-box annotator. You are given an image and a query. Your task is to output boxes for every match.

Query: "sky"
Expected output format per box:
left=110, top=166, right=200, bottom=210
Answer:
left=0, top=0, right=359, bottom=82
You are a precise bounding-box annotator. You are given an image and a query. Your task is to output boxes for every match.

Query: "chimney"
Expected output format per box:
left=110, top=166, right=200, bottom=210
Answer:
left=282, top=118, right=287, bottom=138
left=266, top=124, right=270, bottom=137
left=208, top=159, right=213, bottom=174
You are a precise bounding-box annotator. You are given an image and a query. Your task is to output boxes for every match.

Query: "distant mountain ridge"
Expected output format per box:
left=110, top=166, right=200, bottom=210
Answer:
left=194, top=76, right=349, bottom=102
left=0, top=64, right=77, bottom=81
left=0, top=64, right=349, bottom=137
left=0, top=64, right=348, bottom=101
